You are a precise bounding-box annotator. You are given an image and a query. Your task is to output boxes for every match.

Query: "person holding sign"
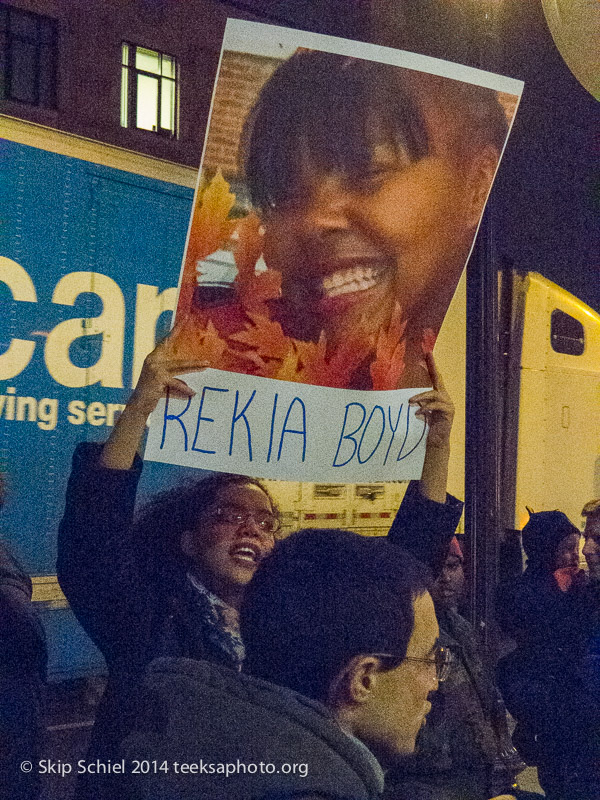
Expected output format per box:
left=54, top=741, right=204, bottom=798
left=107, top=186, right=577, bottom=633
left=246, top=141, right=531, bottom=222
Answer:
left=57, top=342, right=458, bottom=800
left=57, top=339, right=281, bottom=800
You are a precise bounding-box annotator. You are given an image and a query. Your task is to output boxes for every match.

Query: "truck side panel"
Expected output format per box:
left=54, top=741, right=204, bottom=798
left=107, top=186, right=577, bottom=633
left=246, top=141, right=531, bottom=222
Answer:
left=1, top=134, right=194, bottom=677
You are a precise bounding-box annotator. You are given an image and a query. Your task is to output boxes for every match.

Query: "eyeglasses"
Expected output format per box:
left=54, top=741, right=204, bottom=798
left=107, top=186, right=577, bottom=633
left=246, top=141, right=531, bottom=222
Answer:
left=373, top=645, right=452, bottom=683
left=209, top=506, right=281, bottom=534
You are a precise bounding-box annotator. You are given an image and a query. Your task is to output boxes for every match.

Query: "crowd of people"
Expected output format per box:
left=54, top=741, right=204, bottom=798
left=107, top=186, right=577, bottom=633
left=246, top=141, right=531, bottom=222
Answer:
left=2, top=346, right=599, bottom=800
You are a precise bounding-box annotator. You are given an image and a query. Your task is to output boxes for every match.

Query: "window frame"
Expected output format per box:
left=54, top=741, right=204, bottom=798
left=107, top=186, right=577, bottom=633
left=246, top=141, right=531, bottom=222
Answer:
left=121, top=41, right=179, bottom=138
left=1, top=5, right=58, bottom=108
left=550, top=308, right=585, bottom=356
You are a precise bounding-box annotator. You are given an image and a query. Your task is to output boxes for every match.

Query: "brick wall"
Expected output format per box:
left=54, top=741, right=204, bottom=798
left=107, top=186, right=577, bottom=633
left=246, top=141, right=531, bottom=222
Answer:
left=203, top=50, right=281, bottom=177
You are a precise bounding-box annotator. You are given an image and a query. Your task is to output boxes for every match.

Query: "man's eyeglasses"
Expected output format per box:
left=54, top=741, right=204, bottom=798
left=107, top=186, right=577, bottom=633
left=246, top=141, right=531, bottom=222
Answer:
left=373, top=645, right=452, bottom=683
left=209, top=506, right=281, bottom=535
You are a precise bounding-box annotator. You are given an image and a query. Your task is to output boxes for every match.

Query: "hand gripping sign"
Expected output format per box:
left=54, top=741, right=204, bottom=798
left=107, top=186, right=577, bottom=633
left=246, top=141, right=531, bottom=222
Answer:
left=145, top=19, right=522, bottom=482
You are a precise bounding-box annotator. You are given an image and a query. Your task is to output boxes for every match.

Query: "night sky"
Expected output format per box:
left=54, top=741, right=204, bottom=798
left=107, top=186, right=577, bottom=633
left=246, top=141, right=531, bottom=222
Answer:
left=493, top=0, right=599, bottom=313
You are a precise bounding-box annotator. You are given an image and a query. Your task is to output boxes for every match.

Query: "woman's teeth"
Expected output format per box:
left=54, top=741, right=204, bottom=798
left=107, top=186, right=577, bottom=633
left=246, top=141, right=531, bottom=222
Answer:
left=322, top=266, right=378, bottom=298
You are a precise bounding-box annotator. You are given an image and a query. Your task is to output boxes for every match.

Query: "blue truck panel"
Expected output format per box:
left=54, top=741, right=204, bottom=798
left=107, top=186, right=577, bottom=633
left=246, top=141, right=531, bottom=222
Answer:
left=0, top=138, right=205, bottom=678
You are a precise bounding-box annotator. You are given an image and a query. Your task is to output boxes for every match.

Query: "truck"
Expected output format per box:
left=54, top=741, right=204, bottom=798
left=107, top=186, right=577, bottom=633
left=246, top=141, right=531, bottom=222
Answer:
left=1, top=115, right=599, bottom=680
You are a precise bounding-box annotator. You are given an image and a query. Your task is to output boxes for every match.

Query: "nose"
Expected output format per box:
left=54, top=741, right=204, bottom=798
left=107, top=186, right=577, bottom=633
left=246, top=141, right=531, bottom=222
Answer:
left=238, top=515, right=263, bottom=538
left=301, top=175, right=354, bottom=234
left=237, top=514, right=275, bottom=548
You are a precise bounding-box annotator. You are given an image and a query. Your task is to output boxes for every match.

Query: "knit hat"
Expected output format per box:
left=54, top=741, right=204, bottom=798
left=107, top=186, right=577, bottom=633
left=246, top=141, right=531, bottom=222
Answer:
left=521, top=510, right=579, bottom=571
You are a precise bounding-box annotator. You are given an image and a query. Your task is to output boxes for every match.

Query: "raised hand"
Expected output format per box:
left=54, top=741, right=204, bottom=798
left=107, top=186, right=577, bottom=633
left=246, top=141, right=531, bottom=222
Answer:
left=129, top=335, right=210, bottom=416
left=409, top=351, right=454, bottom=450
left=101, top=333, right=209, bottom=470
left=411, top=352, right=454, bottom=503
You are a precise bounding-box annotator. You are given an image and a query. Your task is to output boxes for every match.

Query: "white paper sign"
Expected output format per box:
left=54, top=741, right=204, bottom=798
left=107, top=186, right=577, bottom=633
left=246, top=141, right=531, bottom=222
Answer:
left=145, top=369, right=428, bottom=482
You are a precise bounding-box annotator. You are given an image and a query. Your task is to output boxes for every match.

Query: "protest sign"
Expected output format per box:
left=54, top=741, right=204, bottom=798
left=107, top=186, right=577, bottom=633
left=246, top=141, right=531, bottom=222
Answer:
left=145, top=19, right=523, bottom=481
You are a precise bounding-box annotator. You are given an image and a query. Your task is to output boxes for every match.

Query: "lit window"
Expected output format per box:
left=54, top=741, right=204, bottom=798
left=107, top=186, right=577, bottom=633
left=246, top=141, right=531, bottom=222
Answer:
left=121, top=43, right=178, bottom=137
left=0, top=6, right=57, bottom=107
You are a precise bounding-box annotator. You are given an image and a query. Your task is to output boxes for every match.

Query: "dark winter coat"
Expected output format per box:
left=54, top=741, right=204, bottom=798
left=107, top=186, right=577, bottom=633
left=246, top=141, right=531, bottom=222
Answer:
left=119, top=657, right=385, bottom=800
left=386, top=490, right=526, bottom=800
left=56, top=442, right=240, bottom=797
left=496, top=566, right=600, bottom=799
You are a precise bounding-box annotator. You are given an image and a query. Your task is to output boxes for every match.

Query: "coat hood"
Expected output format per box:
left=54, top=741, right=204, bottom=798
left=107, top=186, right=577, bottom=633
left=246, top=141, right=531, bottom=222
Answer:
left=120, top=657, right=383, bottom=800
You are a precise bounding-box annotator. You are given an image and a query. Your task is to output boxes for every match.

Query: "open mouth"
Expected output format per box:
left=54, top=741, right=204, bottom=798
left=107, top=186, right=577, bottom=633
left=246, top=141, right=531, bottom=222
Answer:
left=321, top=264, right=383, bottom=298
left=314, top=258, right=394, bottom=312
left=229, top=541, right=261, bottom=567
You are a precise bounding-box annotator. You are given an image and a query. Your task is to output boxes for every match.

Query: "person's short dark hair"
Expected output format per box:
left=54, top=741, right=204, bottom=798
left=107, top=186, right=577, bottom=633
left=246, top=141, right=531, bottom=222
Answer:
left=242, top=50, right=508, bottom=214
left=582, top=499, right=600, bottom=521
left=240, top=528, right=430, bottom=702
left=133, top=473, right=277, bottom=580
left=521, top=510, right=579, bottom=571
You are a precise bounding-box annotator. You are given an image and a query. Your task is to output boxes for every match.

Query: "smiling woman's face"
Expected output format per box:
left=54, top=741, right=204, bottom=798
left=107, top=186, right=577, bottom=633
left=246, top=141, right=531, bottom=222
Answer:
left=262, top=109, right=491, bottom=370
left=181, top=483, right=277, bottom=606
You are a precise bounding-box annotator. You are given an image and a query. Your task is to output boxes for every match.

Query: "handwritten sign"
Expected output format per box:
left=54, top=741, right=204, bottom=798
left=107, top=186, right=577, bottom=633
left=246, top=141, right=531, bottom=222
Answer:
left=145, top=369, right=428, bottom=482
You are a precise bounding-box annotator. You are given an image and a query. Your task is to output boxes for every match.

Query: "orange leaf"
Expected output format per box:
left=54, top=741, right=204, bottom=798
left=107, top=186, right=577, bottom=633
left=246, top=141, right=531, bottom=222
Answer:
left=229, top=312, right=290, bottom=360
left=370, top=305, right=408, bottom=390
left=188, top=170, right=236, bottom=263
left=326, top=335, right=373, bottom=388
left=178, top=171, right=236, bottom=315
left=171, top=317, right=228, bottom=368
left=238, top=269, right=282, bottom=312
left=273, top=348, right=302, bottom=382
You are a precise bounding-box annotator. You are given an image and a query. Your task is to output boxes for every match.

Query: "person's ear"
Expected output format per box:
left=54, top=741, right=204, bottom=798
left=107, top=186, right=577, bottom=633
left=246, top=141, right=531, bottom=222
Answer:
left=328, top=655, right=382, bottom=707
left=465, top=144, right=499, bottom=228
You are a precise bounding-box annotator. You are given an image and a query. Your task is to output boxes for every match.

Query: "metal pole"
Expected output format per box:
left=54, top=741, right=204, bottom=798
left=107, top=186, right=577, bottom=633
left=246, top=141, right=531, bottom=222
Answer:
left=465, top=207, right=501, bottom=645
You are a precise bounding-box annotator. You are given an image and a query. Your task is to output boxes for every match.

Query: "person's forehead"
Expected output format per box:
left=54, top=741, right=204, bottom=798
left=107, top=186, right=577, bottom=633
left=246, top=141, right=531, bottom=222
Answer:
left=560, top=532, right=581, bottom=545
left=406, top=592, right=438, bottom=656
left=215, top=483, right=272, bottom=511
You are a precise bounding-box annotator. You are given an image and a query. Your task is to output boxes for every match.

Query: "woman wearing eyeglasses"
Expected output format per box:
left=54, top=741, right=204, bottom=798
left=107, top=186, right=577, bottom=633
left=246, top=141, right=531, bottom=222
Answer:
left=57, top=335, right=282, bottom=800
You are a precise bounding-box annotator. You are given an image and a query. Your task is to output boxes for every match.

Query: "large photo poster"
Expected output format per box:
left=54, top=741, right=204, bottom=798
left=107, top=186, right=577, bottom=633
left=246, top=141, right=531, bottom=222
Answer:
left=145, top=19, right=522, bottom=481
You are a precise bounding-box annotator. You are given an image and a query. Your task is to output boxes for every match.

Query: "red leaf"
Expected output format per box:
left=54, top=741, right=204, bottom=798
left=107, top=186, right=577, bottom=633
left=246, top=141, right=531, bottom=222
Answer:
left=370, top=304, right=408, bottom=390
left=229, top=312, right=290, bottom=360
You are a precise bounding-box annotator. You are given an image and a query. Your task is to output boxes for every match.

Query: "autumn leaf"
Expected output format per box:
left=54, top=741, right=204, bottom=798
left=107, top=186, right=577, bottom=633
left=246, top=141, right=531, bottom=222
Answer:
left=188, top=170, right=236, bottom=263
left=171, top=316, right=228, bottom=367
left=239, top=269, right=282, bottom=311
left=287, top=331, right=371, bottom=388
left=292, top=333, right=327, bottom=385
left=370, top=304, right=407, bottom=390
left=178, top=170, right=236, bottom=315
left=326, top=335, right=373, bottom=388
left=229, top=312, right=290, bottom=360
left=273, top=348, right=301, bottom=382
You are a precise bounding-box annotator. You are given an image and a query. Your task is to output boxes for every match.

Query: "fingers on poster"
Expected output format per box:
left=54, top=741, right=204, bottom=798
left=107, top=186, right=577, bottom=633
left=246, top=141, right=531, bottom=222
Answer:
left=145, top=19, right=523, bottom=482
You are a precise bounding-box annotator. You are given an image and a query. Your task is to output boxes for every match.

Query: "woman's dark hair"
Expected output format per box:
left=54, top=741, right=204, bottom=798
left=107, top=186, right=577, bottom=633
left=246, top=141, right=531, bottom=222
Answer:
left=242, top=50, right=508, bottom=214
left=132, top=473, right=277, bottom=582
left=241, top=528, right=430, bottom=703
